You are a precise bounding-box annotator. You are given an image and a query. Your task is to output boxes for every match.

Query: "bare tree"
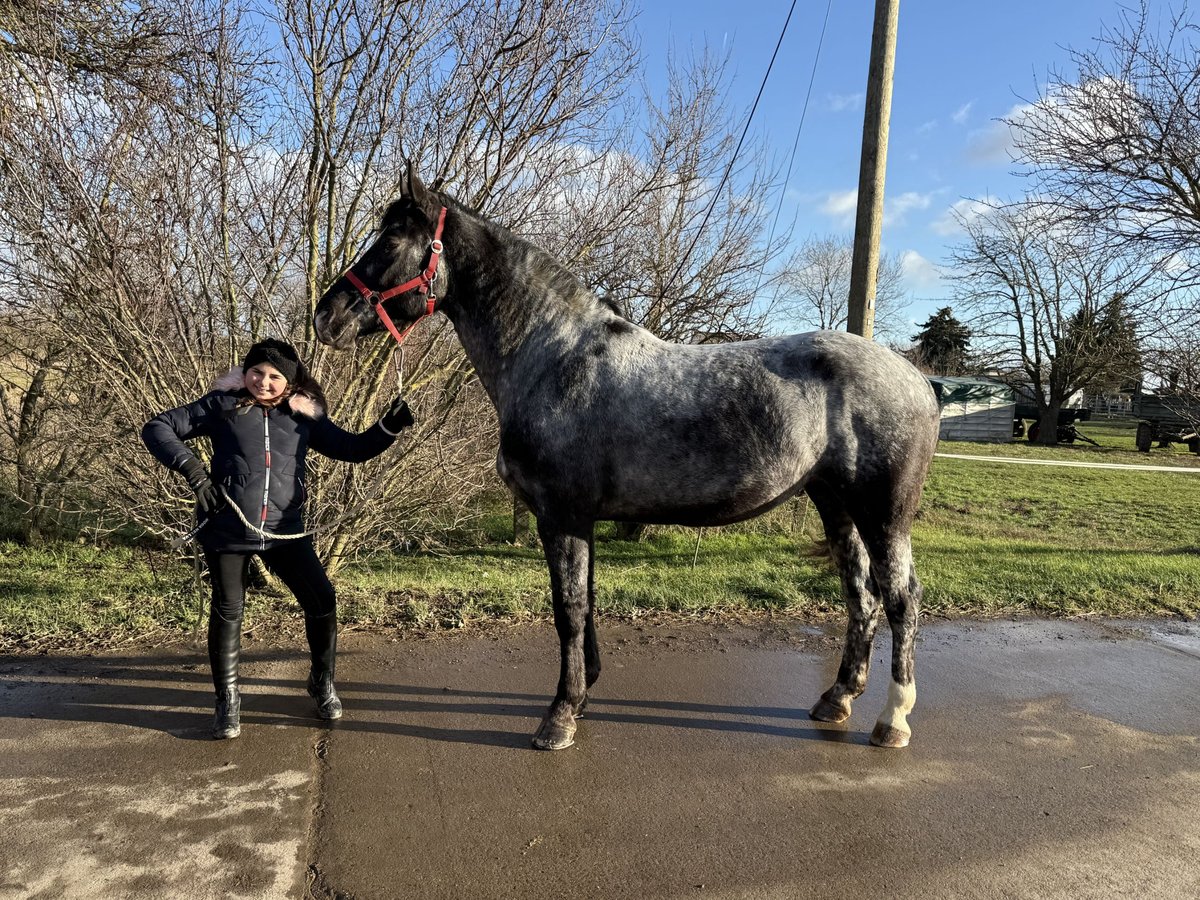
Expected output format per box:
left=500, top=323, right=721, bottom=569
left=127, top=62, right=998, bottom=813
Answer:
left=0, top=0, right=192, bottom=99
left=617, top=51, right=784, bottom=343
left=525, top=48, right=789, bottom=344
left=0, top=0, right=217, bottom=541
left=0, top=0, right=489, bottom=564
left=276, top=0, right=642, bottom=567
left=1139, top=314, right=1200, bottom=440
left=996, top=0, right=1200, bottom=445
left=771, top=234, right=909, bottom=341
left=0, top=319, right=71, bottom=540
left=1010, top=1, right=1200, bottom=276
left=948, top=202, right=1172, bottom=444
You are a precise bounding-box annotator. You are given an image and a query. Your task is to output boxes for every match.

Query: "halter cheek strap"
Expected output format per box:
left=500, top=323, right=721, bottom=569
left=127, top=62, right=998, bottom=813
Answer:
left=344, top=206, right=447, bottom=345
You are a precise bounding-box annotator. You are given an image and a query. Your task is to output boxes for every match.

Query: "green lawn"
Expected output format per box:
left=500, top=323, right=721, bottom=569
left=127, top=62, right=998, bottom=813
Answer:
left=2, top=418, right=1198, bottom=652
left=915, top=455, right=1199, bottom=617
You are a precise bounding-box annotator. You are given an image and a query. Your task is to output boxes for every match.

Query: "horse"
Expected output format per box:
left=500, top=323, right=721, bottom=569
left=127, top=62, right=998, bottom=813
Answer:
left=314, top=164, right=941, bottom=752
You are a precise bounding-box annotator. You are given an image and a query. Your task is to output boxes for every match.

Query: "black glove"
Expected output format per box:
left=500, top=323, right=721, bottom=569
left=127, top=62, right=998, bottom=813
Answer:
left=380, top=397, right=414, bottom=433
left=179, top=458, right=225, bottom=514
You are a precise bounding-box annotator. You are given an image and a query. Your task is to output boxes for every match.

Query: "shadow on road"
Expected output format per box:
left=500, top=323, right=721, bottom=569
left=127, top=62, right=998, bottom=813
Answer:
left=0, top=653, right=859, bottom=748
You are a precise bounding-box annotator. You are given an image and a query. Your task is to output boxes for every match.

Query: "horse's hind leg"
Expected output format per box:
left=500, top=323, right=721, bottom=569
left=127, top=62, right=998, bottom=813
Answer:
left=857, top=523, right=921, bottom=749
left=805, top=483, right=881, bottom=725
left=532, top=517, right=594, bottom=750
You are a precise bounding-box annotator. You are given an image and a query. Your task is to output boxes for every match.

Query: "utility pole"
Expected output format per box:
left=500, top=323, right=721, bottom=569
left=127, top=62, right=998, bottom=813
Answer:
left=847, top=0, right=900, bottom=340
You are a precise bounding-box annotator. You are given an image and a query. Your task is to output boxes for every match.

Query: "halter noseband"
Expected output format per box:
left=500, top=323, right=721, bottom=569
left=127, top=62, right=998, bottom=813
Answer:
left=343, top=206, right=447, bottom=345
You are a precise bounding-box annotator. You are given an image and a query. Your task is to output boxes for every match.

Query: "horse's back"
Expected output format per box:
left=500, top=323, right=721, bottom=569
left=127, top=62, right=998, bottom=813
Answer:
left=755, top=330, right=937, bottom=422
left=663, top=329, right=938, bottom=438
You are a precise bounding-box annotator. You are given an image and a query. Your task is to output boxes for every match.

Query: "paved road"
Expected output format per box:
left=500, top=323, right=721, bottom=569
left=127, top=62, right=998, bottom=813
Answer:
left=2, top=617, right=1198, bottom=899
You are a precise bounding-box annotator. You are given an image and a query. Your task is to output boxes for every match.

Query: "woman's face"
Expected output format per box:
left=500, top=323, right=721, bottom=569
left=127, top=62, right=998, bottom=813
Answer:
left=245, top=363, right=288, bottom=401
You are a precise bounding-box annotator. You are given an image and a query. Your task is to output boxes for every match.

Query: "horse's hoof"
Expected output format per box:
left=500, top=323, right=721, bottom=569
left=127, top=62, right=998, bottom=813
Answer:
left=532, top=718, right=576, bottom=751
left=574, top=695, right=588, bottom=719
left=869, top=723, right=910, bottom=749
left=810, top=696, right=852, bottom=723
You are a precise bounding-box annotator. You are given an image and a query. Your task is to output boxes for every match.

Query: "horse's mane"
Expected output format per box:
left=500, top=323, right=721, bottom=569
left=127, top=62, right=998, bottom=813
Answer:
left=430, top=193, right=630, bottom=322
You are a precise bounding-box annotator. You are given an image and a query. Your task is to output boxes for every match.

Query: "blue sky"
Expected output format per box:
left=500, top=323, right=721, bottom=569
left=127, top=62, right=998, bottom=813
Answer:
left=635, top=0, right=1138, bottom=329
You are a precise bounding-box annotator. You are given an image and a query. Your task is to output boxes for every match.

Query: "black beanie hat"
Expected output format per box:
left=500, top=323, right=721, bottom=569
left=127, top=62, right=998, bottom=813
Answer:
left=242, top=338, right=300, bottom=383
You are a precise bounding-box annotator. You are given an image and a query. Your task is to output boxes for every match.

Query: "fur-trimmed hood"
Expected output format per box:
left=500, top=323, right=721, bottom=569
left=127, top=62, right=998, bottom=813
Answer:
left=211, top=367, right=325, bottom=419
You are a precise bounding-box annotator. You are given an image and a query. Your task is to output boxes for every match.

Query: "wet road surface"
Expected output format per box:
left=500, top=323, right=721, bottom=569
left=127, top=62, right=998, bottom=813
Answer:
left=2, top=617, right=1198, bottom=898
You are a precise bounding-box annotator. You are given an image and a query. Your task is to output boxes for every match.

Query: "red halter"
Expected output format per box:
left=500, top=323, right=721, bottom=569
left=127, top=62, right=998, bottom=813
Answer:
left=343, top=206, right=447, bottom=345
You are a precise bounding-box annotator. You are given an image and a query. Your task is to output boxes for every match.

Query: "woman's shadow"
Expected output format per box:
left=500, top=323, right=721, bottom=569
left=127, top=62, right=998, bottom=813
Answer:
left=0, top=649, right=546, bottom=747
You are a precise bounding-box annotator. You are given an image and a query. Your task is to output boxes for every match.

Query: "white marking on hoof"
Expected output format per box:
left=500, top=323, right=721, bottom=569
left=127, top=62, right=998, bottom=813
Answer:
left=873, top=679, right=916, bottom=744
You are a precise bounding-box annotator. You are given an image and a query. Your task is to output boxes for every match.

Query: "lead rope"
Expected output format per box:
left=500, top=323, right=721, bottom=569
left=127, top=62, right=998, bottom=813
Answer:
left=175, top=482, right=381, bottom=641
left=171, top=486, right=331, bottom=549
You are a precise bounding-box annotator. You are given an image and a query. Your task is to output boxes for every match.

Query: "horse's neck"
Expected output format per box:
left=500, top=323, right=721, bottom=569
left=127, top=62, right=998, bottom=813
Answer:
left=441, top=209, right=593, bottom=408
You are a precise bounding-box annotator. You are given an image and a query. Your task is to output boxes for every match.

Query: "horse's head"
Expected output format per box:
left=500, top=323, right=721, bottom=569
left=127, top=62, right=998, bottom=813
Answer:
left=315, top=163, right=448, bottom=350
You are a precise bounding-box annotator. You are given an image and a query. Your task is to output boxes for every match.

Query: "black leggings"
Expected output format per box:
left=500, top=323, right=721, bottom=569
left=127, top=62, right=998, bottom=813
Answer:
left=205, top=539, right=336, bottom=622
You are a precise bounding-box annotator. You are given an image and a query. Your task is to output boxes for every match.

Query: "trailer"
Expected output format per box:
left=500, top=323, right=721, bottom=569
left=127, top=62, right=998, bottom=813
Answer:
left=1013, top=403, right=1094, bottom=444
left=1132, top=393, right=1200, bottom=453
left=928, top=376, right=1016, bottom=443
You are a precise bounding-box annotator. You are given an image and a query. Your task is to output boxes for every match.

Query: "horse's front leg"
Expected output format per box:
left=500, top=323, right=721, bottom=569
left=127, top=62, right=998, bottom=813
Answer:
left=532, top=518, right=595, bottom=751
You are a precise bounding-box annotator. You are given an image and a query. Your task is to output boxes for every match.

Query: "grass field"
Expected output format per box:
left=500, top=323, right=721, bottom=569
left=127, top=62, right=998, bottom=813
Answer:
left=2, top=417, right=1198, bottom=651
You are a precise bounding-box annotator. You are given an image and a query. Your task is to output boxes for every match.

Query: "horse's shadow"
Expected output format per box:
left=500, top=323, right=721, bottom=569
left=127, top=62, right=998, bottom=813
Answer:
left=0, top=653, right=863, bottom=748
left=359, top=682, right=859, bottom=744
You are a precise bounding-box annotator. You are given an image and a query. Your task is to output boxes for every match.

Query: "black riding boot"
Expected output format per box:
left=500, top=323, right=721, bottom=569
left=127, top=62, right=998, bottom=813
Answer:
left=208, top=614, right=242, bottom=740
left=305, top=612, right=342, bottom=720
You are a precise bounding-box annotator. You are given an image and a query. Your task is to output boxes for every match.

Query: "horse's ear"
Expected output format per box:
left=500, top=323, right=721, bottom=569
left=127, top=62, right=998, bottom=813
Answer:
left=403, top=159, right=430, bottom=208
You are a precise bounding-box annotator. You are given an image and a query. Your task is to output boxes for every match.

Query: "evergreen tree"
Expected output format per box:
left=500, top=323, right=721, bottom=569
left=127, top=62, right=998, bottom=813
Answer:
left=911, top=307, right=971, bottom=374
left=1063, top=294, right=1141, bottom=392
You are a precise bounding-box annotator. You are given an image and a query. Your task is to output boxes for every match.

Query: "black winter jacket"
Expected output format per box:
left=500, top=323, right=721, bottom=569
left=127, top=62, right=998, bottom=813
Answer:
left=142, top=370, right=396, bottom=551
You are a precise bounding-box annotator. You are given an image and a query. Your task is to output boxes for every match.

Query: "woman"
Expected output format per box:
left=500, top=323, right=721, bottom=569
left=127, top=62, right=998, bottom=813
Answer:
left=142, top=338, right=413, bottom=739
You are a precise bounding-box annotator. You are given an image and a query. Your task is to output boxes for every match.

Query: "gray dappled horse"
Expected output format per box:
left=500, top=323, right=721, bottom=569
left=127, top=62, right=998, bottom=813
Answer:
left=314, top=166, right=941, bottom=752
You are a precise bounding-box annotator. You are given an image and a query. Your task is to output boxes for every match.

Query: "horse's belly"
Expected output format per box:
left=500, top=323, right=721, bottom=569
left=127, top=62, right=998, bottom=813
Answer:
left=606, top=494, right=797, bottom=527
left=498, top=403, right=819, bottom=524
left=600, top=472, right=804, bottom=526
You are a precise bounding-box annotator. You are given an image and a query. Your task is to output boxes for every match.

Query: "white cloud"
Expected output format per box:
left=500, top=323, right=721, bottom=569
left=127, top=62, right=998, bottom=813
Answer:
left=931, top=197, right=999, bottom=236
left=819, top=189, right=938, bottom=229
left=952, top=101, right=975, bottom=125
left=900, top=250, right=943, bottom=291
left=1019, top=78, right=1137, bottom=168
left=819, top=189, right=859, bottom=226
left=965, top=123, right=1015, bottom=164
left=917, top=119, right=938, bottom=134
left=884, top=191, right=934, bottom=226
left=828, top=92, right=864, bottom=112
left=1164, top=251, right=1191, bottom=274
left=965, top=102, right=1033, bottom=164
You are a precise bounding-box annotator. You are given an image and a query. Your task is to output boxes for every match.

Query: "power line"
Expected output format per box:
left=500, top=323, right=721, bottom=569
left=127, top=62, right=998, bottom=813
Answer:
left=665, top=0, right=799, bottom=296
left=753, top=0, right=834, bottom=299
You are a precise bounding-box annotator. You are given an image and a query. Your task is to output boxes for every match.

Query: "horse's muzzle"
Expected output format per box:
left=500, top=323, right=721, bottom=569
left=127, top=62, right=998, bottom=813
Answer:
left=314, top=298, right=363, bottom=349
